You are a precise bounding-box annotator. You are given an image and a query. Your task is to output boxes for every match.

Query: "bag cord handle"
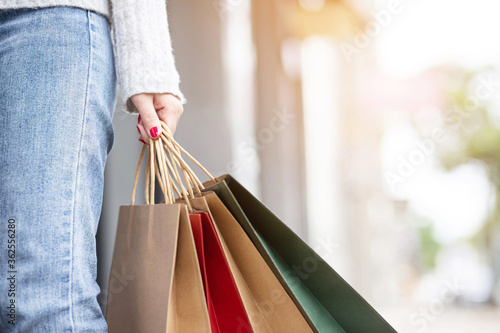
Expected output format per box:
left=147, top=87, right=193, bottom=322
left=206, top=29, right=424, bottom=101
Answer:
left=130, top=120, right=215, bottom=210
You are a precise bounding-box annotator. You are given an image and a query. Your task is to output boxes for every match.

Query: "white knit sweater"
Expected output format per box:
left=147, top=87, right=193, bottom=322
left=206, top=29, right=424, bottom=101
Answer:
left=0, top=0, right=185, bottom=113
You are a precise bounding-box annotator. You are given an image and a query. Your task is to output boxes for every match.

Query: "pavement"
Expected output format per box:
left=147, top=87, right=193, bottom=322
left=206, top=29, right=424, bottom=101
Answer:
left=380, top=305, right=500, bottom=332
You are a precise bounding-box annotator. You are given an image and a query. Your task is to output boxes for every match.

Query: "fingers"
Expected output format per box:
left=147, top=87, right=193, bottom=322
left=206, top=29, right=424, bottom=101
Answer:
left=134, top=93, right=184, bottom=145
left=131, top=93, right=162, bottom=140
left=136, top=123, right=149, bottom=144
left=155, top=93, right=183, bottom=135
left=133, top=93, right=184, bottom=145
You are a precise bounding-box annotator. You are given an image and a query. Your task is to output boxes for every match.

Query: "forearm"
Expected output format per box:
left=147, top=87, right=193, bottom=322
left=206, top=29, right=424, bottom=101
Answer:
left=110, top=0, right=186, bottom=113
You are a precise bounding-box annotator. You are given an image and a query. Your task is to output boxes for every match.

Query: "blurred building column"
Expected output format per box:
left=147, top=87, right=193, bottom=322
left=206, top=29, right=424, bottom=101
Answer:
left=251, top=0, right=309, bottom=238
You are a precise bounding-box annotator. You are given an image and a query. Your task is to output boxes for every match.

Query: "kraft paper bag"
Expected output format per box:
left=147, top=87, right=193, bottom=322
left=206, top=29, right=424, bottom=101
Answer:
left=190, top=194, right=314, bottom=333
left=204, top=175, right=397, bottom=333
left=168, top=206, right=211, bottom=332
left=106, top=203, right=210, bottom=333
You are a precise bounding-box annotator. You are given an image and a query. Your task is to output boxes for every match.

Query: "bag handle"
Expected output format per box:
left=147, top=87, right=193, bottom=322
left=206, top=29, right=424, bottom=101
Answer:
left=131, top=121, right=215, bottom=211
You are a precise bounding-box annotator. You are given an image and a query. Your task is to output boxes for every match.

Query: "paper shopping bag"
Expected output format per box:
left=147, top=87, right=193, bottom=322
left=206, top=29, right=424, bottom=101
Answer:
left=168, top=206, right=211, bottom=332
left=190, top=194, right=314, bottom=333
left=204, top=175, right=397, bottom=333
left=189, top=211, right=253, bottom=333
left=106, top=204, right=210, bottom=333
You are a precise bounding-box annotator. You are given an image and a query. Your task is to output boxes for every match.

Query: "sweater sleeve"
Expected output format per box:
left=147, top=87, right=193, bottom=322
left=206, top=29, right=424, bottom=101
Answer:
left=109, top=0, right=186, bottom=114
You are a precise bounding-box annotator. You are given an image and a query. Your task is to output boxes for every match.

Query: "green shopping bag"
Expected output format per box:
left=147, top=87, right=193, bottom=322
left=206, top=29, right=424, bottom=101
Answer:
left=204, top=175, right=397, bottom=333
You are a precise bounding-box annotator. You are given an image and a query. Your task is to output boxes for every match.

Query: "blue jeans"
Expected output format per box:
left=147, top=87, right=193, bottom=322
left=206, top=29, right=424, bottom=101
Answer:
left=0, top=6, right=117, bottom=332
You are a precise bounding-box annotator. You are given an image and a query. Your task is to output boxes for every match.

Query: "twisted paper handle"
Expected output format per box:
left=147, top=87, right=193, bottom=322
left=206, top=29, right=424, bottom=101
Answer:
left=131, top=121, right=215, bottom=211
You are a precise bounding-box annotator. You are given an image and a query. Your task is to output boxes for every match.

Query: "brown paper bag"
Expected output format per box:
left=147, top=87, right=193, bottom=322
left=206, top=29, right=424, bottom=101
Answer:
left=190, top=193, right=313, bottom=333
left=106, top=203, right=210, bottom=333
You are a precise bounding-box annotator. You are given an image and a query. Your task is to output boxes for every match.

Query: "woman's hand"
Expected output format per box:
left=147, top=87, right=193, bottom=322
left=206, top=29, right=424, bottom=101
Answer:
left=132, top=92, right=183, bottom=144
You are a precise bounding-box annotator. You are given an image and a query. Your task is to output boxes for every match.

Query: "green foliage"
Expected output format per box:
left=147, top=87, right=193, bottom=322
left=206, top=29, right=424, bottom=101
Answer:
left=436, top=66, right=500, bottom=249
left=418, top=224, right=440, bottom=271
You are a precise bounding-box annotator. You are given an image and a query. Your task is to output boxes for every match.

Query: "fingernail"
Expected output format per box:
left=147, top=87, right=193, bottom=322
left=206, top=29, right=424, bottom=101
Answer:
left=138, top=115, right=141, bottom=123
left=136, top=125, right=141, bottom=135
left=150, top=126, right=160, bottom=138
left=139, top=138, right=146, bottom=144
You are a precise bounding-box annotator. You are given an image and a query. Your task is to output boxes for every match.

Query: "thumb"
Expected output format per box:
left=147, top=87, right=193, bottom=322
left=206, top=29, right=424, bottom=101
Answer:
left=131, top=94, right=162, bottom=139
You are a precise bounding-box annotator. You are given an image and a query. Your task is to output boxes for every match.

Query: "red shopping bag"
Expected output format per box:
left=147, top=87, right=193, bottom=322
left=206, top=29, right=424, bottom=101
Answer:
left=189, top=212, right=253, bottom=333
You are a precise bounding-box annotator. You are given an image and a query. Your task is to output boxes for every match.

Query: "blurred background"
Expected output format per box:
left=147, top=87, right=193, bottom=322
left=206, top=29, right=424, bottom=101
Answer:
left=97, top=0, right=500, bottom=331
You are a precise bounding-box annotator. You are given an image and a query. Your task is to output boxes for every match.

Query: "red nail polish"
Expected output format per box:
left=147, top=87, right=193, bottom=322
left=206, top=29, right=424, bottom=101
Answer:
left=139, top=138, right=146, bottom=144
left=150, top=126, right=160, bottom=138
left=136, top=125, right=141, bottom=134
left=138, top=115, right=141, bottom=123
